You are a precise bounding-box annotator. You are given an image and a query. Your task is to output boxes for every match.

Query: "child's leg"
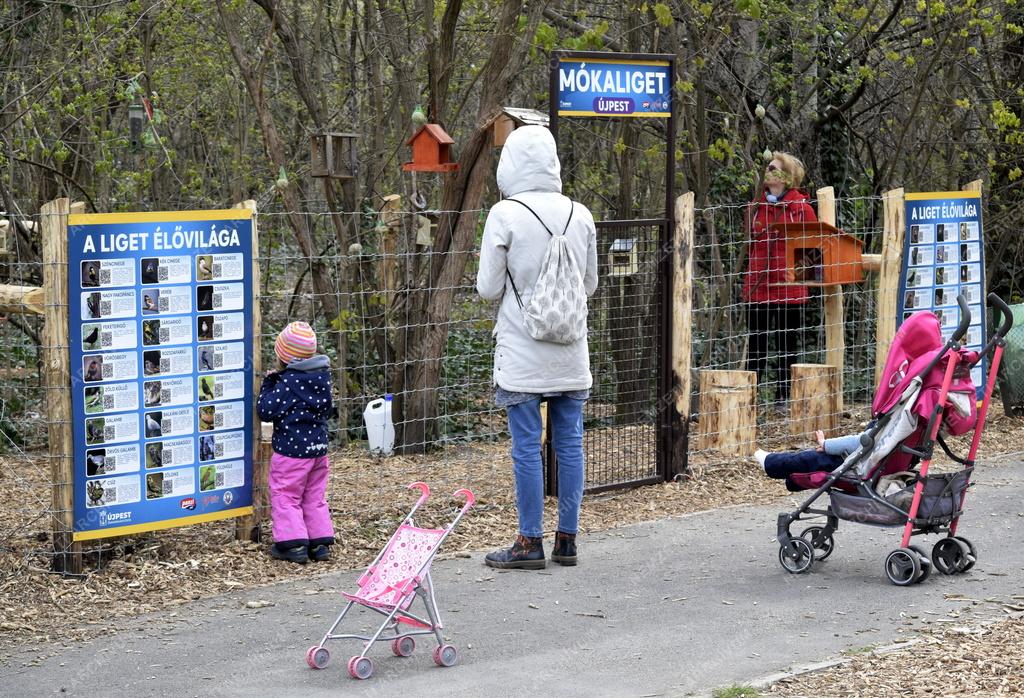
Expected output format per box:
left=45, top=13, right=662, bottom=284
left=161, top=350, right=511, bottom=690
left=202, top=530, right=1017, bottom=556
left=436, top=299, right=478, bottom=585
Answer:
left=763, top=449, right=842, bottom=480
left=268, top=452, right=312, bottom=547
left=301, top=455, right=335, bottom=547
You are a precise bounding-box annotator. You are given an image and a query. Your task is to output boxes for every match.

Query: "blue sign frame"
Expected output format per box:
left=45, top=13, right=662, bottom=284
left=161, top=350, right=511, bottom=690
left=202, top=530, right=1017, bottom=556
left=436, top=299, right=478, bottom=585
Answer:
left=897, top=191, right=986, bottom=396
left=68, top=210, right=254, bottom=541
left=557, top=57, right=671, bottom=117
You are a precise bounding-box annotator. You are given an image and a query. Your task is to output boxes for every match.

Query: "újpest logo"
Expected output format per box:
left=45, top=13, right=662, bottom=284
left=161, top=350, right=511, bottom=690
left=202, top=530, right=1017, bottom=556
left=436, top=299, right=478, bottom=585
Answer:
left=180, top=497, right=196, bottom=511
left=100, top=510, right=131, bottom=526
left=222, top=490, right=234, bottom=506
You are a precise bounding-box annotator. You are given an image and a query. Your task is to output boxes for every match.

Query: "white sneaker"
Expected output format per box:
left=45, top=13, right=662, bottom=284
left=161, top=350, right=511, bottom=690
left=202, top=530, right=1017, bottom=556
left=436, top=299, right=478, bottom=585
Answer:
left=754, top=449, right=769, bottom=471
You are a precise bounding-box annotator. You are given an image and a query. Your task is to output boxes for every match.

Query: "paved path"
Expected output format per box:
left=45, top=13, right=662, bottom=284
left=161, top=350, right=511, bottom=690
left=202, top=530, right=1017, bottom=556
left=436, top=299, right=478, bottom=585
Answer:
left=3, top=463, right=1023, bottom=697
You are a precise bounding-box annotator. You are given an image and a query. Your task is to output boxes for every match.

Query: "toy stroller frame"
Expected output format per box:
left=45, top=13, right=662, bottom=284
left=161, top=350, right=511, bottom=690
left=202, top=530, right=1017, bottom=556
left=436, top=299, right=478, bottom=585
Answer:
left=776, top=293, right=1013, bottom=585
left=305, top=482, right=475, bottom=680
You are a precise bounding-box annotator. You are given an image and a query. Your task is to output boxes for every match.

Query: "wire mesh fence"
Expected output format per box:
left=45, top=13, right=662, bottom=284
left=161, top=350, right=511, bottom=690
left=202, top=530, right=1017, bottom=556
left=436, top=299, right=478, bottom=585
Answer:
left=1, top=192, right=1021, bottom=575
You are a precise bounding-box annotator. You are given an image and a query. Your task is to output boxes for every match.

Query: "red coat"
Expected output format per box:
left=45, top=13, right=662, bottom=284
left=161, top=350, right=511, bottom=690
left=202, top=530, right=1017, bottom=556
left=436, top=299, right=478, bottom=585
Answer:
left=742, top=188, right=817, bottom=304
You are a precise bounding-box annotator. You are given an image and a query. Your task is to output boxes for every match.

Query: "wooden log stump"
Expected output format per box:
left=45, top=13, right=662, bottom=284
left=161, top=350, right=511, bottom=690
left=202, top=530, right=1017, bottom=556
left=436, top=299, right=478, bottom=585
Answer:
left=697, top=370, right=757, bottom=456
left=789, top=363, right=840, bottom=439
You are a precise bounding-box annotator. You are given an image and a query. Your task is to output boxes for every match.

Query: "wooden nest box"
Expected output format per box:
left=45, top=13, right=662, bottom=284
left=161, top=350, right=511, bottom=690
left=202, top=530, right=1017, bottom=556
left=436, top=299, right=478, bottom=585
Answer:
left=492, top=107, right=550, bottom=147
left=310, top=132, right=357, bottom=179
left=608, top=238, right=639, bottom=277
left=772, top=221, right=864, bottom=286
left=402, top=124, right=459, bottom=173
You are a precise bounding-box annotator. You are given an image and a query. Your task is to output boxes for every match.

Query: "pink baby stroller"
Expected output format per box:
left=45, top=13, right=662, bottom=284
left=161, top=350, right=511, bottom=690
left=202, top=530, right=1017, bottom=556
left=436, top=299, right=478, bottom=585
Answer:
left=776, top=293, right=1013, bottom=585
left=305, top=482, right=475, bottom=679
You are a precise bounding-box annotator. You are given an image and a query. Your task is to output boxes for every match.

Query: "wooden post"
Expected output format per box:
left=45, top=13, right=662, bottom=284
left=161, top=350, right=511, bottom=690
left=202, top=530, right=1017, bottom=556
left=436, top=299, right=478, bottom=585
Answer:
left=42, top=198, right=80, bottom=574
left=234, top=200, right=265, bottom=542
left=671, top=192, right=695, bottom=475
left=816, top=186, right=844, bottom=411
left=875, top=188, right=905, bottom=386
left=789, top=363, right=840, bottom=439
left=697, top=370, right=757, bottom=456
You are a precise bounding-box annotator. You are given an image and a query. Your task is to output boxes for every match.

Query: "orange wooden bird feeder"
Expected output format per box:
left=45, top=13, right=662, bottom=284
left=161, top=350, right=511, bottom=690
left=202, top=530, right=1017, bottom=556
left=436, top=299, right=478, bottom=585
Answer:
left=402, top=124, right=459, bottom=173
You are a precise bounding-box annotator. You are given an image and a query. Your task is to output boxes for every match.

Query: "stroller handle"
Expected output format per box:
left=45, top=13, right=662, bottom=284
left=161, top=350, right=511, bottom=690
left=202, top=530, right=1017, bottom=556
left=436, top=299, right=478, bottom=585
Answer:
left=952, top=294, right=971, bottom=343
left=453, top=488, right=476, bottom=512
left=407, top=481, right=431, bottom=509
left=988, top=293, right=1014, bottom=339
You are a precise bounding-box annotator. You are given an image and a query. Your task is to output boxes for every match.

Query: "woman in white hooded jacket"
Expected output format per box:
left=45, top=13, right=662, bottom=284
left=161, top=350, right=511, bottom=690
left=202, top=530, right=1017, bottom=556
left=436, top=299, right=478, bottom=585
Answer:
left=476, top=125, right=598, bottom=569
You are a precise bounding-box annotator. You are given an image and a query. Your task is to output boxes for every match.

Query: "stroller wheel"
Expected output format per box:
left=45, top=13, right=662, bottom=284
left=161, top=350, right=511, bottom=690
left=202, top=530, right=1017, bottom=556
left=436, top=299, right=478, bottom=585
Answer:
left=391, top=636, right=416, bottom=657
left=306, top=645, right=330, bottom=669
left=800, top=526, right=835, bottom=561
left=908, top=545, right=932, bottom=583
left=884, top=548, right=921, bottom=586
left=951, top=536, right=977, bottom=572
left=778, top=539, right=814, bottom=574
left=933, top=537, right=972, bottom=575
left=347, top=656, right=374, bottom=680
left=433, top=644, right=458, bottom=667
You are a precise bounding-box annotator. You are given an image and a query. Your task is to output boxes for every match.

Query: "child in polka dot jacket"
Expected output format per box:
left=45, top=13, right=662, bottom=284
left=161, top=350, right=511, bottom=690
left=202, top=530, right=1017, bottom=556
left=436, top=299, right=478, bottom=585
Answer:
left=257, top=322, right=336, bottom=564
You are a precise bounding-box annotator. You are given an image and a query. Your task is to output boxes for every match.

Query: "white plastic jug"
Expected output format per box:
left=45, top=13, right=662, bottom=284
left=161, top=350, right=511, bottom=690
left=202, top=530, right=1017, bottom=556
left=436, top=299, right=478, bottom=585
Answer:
left=363, top=394, right=395, bottom=455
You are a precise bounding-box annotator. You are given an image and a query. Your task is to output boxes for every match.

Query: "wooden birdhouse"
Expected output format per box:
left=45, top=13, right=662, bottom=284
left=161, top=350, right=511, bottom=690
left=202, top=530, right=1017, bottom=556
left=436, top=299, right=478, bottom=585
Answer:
left=310, top=132, right=357, bottom=179
left=772, top=221, right=864, bottom=286
left=492, top=107, right=550, bottom=147
left=608, top=238, right=639, bottom=277
left=402, top=124, right=459, bottom=173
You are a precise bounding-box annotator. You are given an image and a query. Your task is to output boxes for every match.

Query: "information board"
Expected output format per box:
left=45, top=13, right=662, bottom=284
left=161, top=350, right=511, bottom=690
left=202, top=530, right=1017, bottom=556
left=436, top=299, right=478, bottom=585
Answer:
left=557, top=58, right=671, bottom=117
left=898, top=191, right=986, bottom=393
left=68, top=210, right=254, bottom=541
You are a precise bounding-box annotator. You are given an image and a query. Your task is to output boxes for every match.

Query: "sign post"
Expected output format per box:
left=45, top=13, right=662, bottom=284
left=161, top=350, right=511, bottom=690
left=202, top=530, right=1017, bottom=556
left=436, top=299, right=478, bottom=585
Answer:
left=67, top=210, right=255, bottom=541
left=898, top=190, right=987, bottom=393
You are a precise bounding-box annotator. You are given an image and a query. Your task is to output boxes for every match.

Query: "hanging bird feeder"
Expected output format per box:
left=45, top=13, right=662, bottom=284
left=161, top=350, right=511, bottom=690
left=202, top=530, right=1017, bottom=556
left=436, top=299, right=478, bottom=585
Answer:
left=402, top=124, right=459, bottom=173
left=310, top=132, right=358, bottom=179
left=128, top=100, right=146, bottom=152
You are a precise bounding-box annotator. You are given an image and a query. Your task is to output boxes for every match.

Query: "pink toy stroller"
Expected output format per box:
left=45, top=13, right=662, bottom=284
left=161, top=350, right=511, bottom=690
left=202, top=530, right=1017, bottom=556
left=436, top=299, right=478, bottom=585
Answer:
left=305, top=482, right=474, bottom=679
left=776, top=293, right=1013, bottom=585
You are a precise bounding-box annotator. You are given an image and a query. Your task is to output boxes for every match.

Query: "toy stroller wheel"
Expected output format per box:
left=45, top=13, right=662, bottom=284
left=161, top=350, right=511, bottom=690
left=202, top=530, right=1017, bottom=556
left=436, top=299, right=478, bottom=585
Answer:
left=800, top=526, right=835, bottom=561
left=778, top=538, right=814, bottom=574
left=932, top=537, right=968, bottom=575
left=433, top=644, right=458, bottom=667
left=951, top=536, right=977, bottom=572
left=884, top=548, right=921, bottom=586
left=908, top=545, right=932, bottom=583
left=306, top=645, right=330, bottom=670
left=392, top=636, right=416, bottom=657
left=347, top=656, right=374, bottom=680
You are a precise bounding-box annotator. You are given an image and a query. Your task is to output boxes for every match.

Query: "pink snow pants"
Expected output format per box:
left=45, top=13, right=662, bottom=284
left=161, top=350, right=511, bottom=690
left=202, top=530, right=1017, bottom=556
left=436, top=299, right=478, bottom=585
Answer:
left=269, top=452, right=334, bottom=546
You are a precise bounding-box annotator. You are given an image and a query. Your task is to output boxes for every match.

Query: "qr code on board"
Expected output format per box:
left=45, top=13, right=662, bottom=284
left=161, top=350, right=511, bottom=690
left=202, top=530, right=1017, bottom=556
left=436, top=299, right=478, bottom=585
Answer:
left=102, top=395, right=115, bottom=409
left=214, top=413, right=224, bottom=428
left=162, top=480, right=172, bottom=495
left=159, top=359, right=170, bottom=373
left=158, top=267, right=169, bottom=281
left=159, top=329, right=170, bottom=343
left=99, top=270, right=111, bottom=285
left=106, top=456, right=117, bottom=468
left=101, top=364, right=113, bottom=379
left=100, top=332, right=112, bottom=346
left=215, top=472, right=224, bottom=488
left=213, top=324, right=223, bottom=338
left=212, top=293, right=222, bottom=308
left=103, top=427, right=115, bottom=441
left=161, top=418, right=171, bottom=432
left=215, top=443, right=224, bottom=458
left=212, top=263, right=222, bottom=277
left=158, top=297, right=169, bottom=312
left=100, top=301, right=111, bottom=315
left=213, top=354, right=223, bottom=368
left=101, top=488, right=116, bottom=505
left=160, top=389, right=171, bottom=403
left=214, top=384, right=223, bottom=397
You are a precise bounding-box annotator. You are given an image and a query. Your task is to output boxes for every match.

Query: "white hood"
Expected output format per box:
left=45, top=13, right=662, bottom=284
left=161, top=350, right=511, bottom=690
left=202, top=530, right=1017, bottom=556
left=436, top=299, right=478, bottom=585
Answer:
left=496, top=125, right=562, bottom=197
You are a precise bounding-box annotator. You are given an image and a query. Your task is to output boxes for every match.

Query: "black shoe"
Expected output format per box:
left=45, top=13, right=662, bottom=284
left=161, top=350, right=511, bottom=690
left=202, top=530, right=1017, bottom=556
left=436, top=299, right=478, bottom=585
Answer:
left=308, top=545, right=331, bottom=562
left=484, top=535, right=546, bottom=569
left=551, top=531, right=577, bottom=566
left=270, top=543, right=308, bottom=564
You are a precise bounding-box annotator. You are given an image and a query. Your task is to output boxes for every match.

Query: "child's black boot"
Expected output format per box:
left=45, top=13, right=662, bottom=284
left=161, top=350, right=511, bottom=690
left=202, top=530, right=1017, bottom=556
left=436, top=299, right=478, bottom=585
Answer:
left=484, top=534, right=545, bottom=569
left=270, top=543, right=308, bottom=564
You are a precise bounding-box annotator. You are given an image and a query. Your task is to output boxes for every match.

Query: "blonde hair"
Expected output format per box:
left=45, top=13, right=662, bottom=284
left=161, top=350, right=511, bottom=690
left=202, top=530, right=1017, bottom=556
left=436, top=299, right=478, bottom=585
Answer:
left=772, top=151, right=806, bottom=189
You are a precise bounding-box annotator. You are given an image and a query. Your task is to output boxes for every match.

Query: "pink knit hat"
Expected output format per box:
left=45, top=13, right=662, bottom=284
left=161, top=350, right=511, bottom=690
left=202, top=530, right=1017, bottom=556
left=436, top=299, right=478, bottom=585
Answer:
left=274, top=321, right=317, bottom=365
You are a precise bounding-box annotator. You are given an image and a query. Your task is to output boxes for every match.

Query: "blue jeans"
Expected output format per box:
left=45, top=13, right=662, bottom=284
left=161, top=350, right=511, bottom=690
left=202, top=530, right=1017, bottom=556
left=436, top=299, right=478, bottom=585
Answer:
left=507, top=396, right=585, bottom=538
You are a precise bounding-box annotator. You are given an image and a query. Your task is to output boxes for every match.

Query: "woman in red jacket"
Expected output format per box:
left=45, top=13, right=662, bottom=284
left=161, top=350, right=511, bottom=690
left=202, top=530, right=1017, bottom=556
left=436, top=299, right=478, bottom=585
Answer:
left=743, top=151, right=817, bottom=403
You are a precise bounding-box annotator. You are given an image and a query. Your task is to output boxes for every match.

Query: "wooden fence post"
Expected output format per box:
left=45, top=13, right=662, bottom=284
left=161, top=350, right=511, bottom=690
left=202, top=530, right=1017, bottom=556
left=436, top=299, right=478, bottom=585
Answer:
left=234, top=200, right=266, bottom=542
left=789, top=363, right=840, bottom=438
left=42, top=198, right=81, bottom=574
left=697, top=370, right=757, bottom=456
left=875, top=188, right=905, bottom=386
left=671, top=192, right=695, bottom=475
left=816, top=186, right=844, bottom=411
